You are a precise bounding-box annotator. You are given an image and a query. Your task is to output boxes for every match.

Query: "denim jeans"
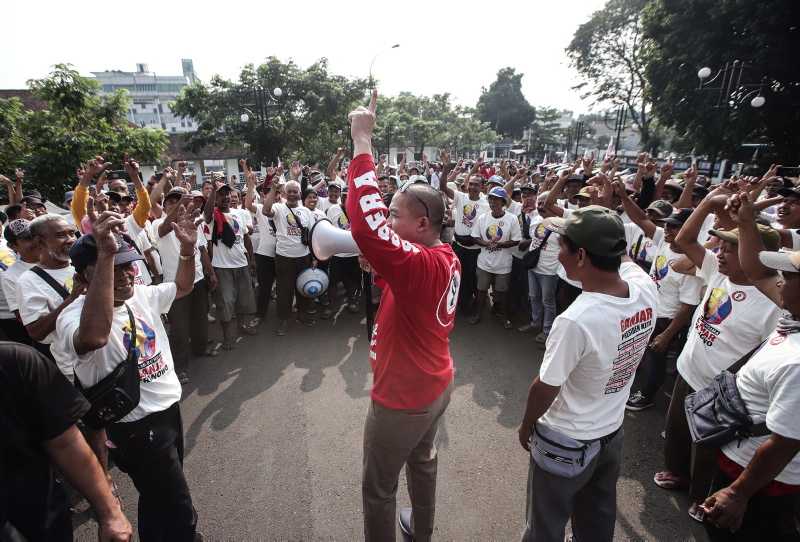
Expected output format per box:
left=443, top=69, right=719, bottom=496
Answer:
left=527, top=272, right=558, bottom=334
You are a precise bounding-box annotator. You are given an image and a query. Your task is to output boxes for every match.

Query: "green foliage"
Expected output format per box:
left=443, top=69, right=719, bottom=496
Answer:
left=476, top=68, right=536, bottom=139
left=567, top=0, right=652, bottom=144
left=643, top=0, right=800, bottom=166
left=527, top=107, right=566, bottom=153
left=0, top=64, right=168, bottom=201
left=373, top=93, right=498, bottom=158
left=171, top=57, right=369, bottom=166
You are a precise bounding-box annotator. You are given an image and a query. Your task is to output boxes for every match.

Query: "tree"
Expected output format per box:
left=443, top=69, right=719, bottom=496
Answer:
left=527, top=107, right=566, bottom=154
left=567, top=0, right=652, bottom=146
left=373, top=93, right=498, bottom=160
left=0, top=64, right=168, bottom=202
left=476, top=68, right=536, bottom=139
left=643, top=0, right=800, bottom=168
left=171, top=57, right=369, bottom=166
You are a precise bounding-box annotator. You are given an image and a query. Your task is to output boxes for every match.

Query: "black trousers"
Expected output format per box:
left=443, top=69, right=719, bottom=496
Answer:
left=255, top=254, right=276, bottom=317
left=632, top=317, right=688, bottom=398
left=454, top=244, right=479, bottom=314
left=274, top=253, right=312, bottom=321
left=0, top=317, right=32, bottom=345
left=704, top=469, right=800, bottom=541
left=107, top=403, right=196, bottom=542
left=508, top=256, right=530, bottom=323
left=329, top=256, right=361, bottom=304
left=168, top=279, right=209, bottom=374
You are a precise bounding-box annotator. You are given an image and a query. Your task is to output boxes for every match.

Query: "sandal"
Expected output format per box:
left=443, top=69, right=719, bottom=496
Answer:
left=687, top=502, right=705, bottom=523
left=653, top=471, right=689, bottom=490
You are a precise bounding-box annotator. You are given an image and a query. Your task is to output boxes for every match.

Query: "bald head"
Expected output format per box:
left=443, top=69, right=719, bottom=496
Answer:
left=397, top=184, right=445, bottom=231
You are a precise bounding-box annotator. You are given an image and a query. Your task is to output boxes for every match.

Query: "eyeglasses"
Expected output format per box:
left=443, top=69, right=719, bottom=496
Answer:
left=399, top=182, right=430, bottom=219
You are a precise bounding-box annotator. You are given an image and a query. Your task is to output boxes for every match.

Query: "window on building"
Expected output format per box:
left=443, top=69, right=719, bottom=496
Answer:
left=171, top=127, right=177, bottom=133
left=158, top=103, right=163, bottom=113
left=161, top=122, right=166, bottom=129
left=153, top=108, right=158, bottom=114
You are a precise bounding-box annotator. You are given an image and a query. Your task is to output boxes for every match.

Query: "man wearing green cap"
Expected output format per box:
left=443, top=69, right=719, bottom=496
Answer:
left=518, top=205, right=658, bottom=541
left=654, top=192, right=784, bottom=522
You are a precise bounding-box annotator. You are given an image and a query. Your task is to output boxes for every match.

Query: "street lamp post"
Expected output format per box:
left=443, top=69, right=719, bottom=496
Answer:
left=573, top=120, right=585, bottom=160
left=240, top=86, right=283, bottom=128
left=695, top=60, right=766, bottom=177
left=368, top=44, right=400, bottom=86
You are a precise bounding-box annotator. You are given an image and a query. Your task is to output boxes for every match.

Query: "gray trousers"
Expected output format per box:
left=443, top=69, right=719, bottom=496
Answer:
left=522, top=428, right=623, bottom=542
left=362, top=381, right=453, bottom=542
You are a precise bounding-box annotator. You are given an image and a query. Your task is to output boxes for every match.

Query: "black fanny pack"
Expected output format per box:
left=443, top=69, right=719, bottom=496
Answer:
left=77, top=305, right=141, bottom=429
left=454, top=233, right=475, bottom=247
left=288, top=206, right=310, bottom=246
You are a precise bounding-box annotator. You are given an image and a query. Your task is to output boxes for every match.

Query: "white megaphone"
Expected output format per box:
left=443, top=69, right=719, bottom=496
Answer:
left=309, top=218, right=361, bottom=261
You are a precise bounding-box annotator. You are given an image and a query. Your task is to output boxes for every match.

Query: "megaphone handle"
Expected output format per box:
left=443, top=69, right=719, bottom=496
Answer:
left=363, top=270, right=375, bottom=339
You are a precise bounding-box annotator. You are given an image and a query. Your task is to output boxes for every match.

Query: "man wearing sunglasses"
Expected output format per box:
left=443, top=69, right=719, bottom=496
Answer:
left=347, top=90, right=461, bottom=542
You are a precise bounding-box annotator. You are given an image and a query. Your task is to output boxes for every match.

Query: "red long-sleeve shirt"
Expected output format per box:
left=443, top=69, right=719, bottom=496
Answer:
left=347, top=153, right=460, bottom=409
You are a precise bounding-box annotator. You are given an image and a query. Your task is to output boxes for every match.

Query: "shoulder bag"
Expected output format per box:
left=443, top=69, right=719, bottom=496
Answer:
left=288, top=206, right=310, bottom=246
left=76, top=304, right=141, bottom=429
left=523, top=229, right=552, bottom=270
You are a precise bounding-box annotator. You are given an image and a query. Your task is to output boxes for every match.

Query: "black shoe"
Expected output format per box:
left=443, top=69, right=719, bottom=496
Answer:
left=625, top=391, right=654, bottom=411
left=398, top=507, right=413, bottom=541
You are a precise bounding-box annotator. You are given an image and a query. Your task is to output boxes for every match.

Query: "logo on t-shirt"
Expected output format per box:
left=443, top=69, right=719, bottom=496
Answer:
left=533, top=223, right=548, bottom=240
left=704, top=288, right=732, bottom=325
left=652, top=255, right=669, bottom=282
left=486, top=223, right=504, bottom=242
left=462, top=203, right=477, bottom=226
left=123, top=315, right=168, bottom=384
left=436, top=260, right=461, bottom=327
left=0, top=248, right=14, bottom=270
left=609, top=308, right=654, bottom=394
left=336, top=213, right=350, bottom=230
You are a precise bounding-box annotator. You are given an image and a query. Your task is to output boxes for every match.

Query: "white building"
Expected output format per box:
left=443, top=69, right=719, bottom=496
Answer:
left=92, top=60, right=198, bottom=134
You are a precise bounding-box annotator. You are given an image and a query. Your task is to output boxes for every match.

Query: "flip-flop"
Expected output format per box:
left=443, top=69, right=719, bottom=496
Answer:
left=653, top=471, right=688, bottom=490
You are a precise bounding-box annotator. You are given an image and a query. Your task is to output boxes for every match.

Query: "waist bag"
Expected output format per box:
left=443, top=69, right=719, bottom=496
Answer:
left=76, top=305, right=141, bottom=429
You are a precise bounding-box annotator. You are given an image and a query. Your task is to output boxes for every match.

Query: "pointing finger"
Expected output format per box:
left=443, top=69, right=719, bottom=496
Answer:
left=368, top=88, right=378, bottom=115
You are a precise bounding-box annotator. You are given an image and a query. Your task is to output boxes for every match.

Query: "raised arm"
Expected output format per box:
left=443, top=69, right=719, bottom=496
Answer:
left=243, top=161, right=258, bottom=214
left=616, top=181, right=657, bottom=239
left=438, top=150, right=455, bottom=199
left=674, top=192, right=729, bottom=270
left=327, top=148, right=345, bottom=181
left=124, top=157, right=151, bottom=228
left=262, top=179, right=279, bottom=218
left=729, top=192, right=782, bottom=305
left=675, top=164, right=698, bottom=209
left=542, top=167, right=574, bottom=217
left=653, top=158, right=673, bottom=201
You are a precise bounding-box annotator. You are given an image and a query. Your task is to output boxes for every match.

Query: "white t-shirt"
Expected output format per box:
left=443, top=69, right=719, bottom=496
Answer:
left=676, top=250, right=783, bottom=391
left=151, top=218, right=205, bottom=284
left=231, top=207, right=253, bottom=235
left=254, top=204, right=277, bottom=257
left=539, top=263, right=658, bottom=440
left=309, top=207, right=326, bottom=223
left=0, top=244, right=18, bottom=319
left=270, top=202, right=312, bottom=258
left=1, top=259, right=34, bottom=314
left=207, top=212, right=249, bottom=269
left=318, top=197, right=339, bottom=214
left=648, top=228, right=704, bottom=319
left=453, top=191, right=490, bottom=250
left=57, top=283, right=182, bottom=423
left=528, top=216, right=560, bottom=275
left=512, top=209, right=538, bottom=260
left=326, top=204, right=359, bottom=258
left=624, top=222, right=656, bottom=268
left=471, top=211, right=522, bottom=275
left=124, top=215, right=153, bottom=286
left=17, top=265, right=75, bottom=344
left=721, top=330, right=800, bottom=484
left=508, top=200, right=522, bottom=216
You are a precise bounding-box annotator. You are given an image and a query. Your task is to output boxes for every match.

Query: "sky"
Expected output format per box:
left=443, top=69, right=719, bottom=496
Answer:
left=3, top=0, right=608, bottom=114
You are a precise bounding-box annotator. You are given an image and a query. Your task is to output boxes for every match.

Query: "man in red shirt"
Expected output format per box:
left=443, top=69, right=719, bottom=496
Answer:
left=347, top=90, right=461, bottom=542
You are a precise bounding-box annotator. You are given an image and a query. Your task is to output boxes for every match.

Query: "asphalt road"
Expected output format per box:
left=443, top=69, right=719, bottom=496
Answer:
left=74, top=305, right=709, bottom=541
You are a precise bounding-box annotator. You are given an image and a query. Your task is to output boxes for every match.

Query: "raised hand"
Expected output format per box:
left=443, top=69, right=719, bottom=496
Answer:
left=660, top=158, right=674, bottom=179
left=93, top=211, right=127, bottom=255
left=683, top=164, right=698, bottom=185
left=172, top=204, right=199, bottom=249
left=123, top=155, right=141, bottom=183
left=348, top=88, right=378, bottom=147
left=85, top=155, right=112, bottom=181
left=440, top=149, right=451, bottom=167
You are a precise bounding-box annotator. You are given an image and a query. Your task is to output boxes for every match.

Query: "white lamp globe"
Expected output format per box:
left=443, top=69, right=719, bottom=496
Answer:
left=750, top=95, right=766, bottom=108
left=697, top=67, right=712, bottom=80
left=273, top=87, right=283, bottom=98
left=240, top=113, right=249, bottom=123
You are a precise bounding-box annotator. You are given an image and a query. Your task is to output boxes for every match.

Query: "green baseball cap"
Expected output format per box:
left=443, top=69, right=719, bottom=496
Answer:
left=709, top=225, right=781, bottom=252
left=544, top=205, right=626, bottom=257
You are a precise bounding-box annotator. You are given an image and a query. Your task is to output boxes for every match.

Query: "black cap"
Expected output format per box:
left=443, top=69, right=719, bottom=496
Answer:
left=662, top=208, right=693, bottom=227
left=69, top=234, right=145, bottom=273
left=21, top=190, right=45, bottom=206
left=778, top=186, right=800, bottom=199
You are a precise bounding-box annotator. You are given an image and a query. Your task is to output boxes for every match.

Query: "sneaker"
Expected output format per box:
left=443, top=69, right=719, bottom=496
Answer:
left=626, top=391, right=654, bottom=411
left=398, top=507, right=413, bottom=540
left=534, top=331, right=548, bottom=344
left=517, top=323, right=539, bottom=333
left=276, top=320, right=288, bottom=336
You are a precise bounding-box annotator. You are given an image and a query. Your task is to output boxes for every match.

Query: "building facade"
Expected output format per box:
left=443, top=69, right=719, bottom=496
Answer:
left=92, top=60, right=198, bottom=134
